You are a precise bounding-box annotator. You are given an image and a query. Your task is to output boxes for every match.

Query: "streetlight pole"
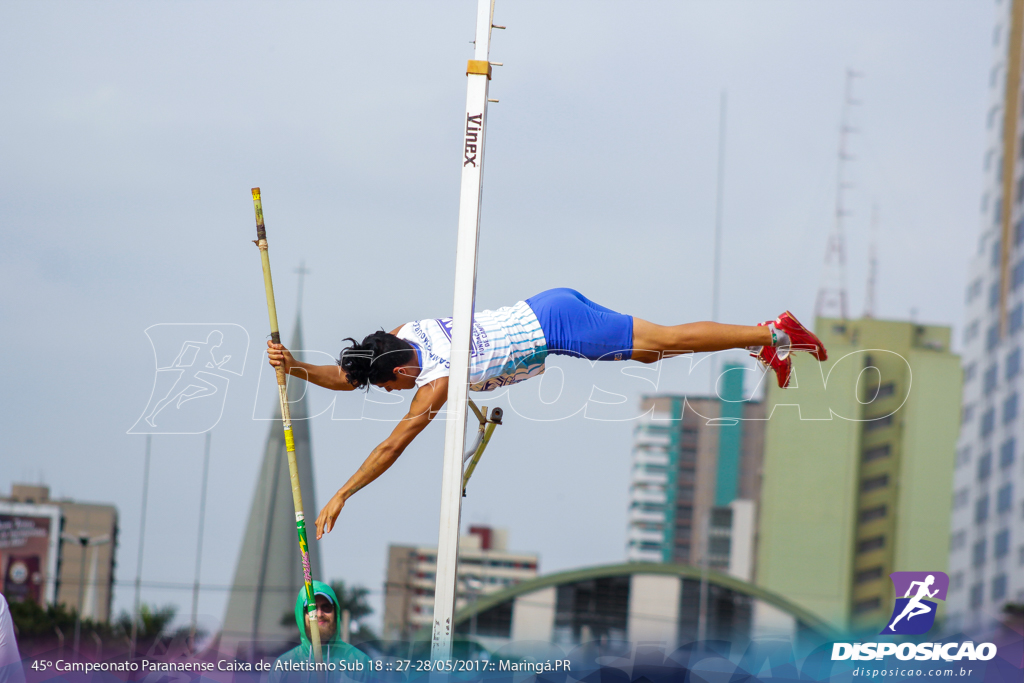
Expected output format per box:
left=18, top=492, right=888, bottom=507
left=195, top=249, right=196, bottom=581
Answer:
left=696, top=510, right=709, bottom=651
left=132, top=432, right=151, bottom=663
left=61, top=532, right=110, bottom=657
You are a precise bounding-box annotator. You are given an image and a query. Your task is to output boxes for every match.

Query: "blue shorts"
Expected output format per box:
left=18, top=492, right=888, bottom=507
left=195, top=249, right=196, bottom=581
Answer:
left=525, top=288, right=633, bottom=361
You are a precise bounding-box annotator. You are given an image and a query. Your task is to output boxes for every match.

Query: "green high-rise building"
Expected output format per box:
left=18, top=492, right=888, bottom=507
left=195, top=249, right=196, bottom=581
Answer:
left=756, top=317, right=961, bottom=632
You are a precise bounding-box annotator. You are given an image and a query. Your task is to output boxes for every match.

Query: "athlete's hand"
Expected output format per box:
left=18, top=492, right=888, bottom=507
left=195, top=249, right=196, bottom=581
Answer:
left=267, top=340, right=295, bottom=374
left=315, top=492, right=346, bottom=539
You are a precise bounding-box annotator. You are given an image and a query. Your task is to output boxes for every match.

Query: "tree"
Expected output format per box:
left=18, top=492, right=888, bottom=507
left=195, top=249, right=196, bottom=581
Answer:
left=114, top=603, right=177, bottom=643
left=8, top=599, right=185, bottom=655
left=329, top=580, right=377, bottom=644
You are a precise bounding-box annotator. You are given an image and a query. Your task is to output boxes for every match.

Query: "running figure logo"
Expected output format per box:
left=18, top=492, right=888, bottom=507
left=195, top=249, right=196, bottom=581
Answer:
left=129, top=324, right=249, bottom=434
left=881, top=571, right=949, bottom=635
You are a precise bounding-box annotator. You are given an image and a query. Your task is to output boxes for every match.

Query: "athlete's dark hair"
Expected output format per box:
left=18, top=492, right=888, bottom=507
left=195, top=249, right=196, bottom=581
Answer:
left=337, top=331, right=415, bottom=390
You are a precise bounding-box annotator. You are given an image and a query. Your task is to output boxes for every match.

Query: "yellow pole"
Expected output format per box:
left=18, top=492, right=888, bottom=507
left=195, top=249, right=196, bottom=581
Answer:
left=250, top=187, right=323, bottom=664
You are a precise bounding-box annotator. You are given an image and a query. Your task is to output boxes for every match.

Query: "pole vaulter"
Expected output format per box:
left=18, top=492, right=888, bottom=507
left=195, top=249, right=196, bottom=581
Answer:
left=251, top=188, right=324, bottom=664
left=261, top=0, right=830, bottom=664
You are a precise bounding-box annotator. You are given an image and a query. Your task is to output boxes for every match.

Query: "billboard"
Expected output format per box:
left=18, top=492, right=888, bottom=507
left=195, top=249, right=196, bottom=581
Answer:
left=0, top=502, right=61, bottom=605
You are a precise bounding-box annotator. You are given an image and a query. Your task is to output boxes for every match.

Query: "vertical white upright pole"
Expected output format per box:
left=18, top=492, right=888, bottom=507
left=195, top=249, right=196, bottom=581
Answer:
left=430, top=0, right=496, bottom=662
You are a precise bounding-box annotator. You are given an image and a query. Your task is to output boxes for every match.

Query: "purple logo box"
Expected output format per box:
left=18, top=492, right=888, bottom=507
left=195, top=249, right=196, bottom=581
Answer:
left=890, top=571, right=949, bottom=601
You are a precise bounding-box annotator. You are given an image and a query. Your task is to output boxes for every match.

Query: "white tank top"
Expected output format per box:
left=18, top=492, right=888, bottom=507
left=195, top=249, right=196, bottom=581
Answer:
left=395, top=300, right=547, bottom=392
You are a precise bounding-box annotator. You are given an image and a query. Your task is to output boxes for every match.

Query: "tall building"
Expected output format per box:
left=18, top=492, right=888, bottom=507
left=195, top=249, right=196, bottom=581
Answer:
left=220, top=316, right=322, bottom=657
left=382, top=526, right=538, bottom=640
left=950, top=0, right=1024, bottom=632
left=626, top=362, right=765, bottom=580
left=757, top=318, right=960, bottom=633
left=0, top=484, right=119, bottom=623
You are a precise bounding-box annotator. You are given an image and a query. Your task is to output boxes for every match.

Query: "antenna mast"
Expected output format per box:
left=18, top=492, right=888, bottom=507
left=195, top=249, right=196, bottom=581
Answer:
left=864, top=205, right=879, bottom=318
left=815, top=69, right=862, bottom=321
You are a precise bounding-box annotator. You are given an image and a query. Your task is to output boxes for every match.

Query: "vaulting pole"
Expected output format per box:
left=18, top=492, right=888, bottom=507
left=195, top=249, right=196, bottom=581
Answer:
left=430, top=0, right=499, bottom=662
left=250, top=188, right=322, bottom=664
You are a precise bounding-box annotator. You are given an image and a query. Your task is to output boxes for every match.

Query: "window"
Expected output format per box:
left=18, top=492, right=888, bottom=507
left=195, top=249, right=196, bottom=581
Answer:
left=710, top=508, right=733, bottom=527
left=981, top=408, right=996, bottom=438
left=998, top=484, right=1013, bottom=513
left=987, top=324, right=1000, bottom=351
left=965, top=320, right=980, bottom=344
left=1015, top=261, right=1024, bottom=290
left=989, top=105, right=1001, bottom=130
left=990, top=281, right=1002, bottom=309
left=1012, top=305, right=1024, bottom=335
left=970, top=583, right=984, bottom=608
left=965, top=362, right=978, bottom=383
left=985, top=364, right=999, bottom=394
left=963, top=404, right=975, bottom=425
left=862, top=475, right=889, bottom=493
left=995, top=198, right=1003, bottom=226
left=978, top=452, right=993, bottom=481
left=853, top=597, right=882, bottom=614
left=858, top=536, right=885, bottom=553
left=855, top=567, right=884, bottom=584
left=1017, top=219, right=1024, bottom=246
left=992, top=574, right=1007, bottom=601
left=953, top=488, right=970, bottom=510
left=865, top=415, right=893, bottom=432
left=951, top=529, right=967, bottom=551
left=875, top=383, right=896, bottom=399
left=859, top=506, right=887, bottom=524
left=973, top=538, right=987, bottom=566
left=957, top=446, right=972, bottom=468
left=1007, top=348, right=1022, bottom=380
left=1005, top=393, right=1020, bottom=423
left=976, top=495, right=990, bottom=524
left=1000, top=438, right=1016, bottom=468
left=952, top=572, right=964, bottom=591
left=863, top=444, right=891, bottom=463
left=967, top=279, right=983, bottom=303
left=708, top=537, right=730, bottom=555
left=995, top=529, right=1010, bottom=558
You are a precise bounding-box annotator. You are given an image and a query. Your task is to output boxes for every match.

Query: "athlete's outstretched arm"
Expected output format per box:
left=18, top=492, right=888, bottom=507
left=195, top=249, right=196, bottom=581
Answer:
left=314, top=377, right=450, bottom=538
left=267, top=340, right=355, bottom=391
left=903, top=581, right=923, bottom=598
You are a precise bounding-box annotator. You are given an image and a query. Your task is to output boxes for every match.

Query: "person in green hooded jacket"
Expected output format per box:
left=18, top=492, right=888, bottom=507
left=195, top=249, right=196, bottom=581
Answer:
left=270, top=581, right=371, bottom=683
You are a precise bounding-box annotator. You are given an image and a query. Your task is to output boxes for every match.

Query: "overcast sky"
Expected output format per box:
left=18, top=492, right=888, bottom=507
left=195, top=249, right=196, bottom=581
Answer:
left=0, top=1, right=993, bottom=635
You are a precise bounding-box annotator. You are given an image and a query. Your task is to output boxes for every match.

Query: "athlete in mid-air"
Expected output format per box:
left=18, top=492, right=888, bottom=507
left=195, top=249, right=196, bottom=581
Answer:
left=888, top=575, right=940, bottom=631
left=265, top=288, right=827, bottom=539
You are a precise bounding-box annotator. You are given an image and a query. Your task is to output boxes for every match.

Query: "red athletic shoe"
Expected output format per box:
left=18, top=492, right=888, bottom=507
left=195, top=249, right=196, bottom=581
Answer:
left=750, top=344, right=792, bottom=389
left=774, top=311, right=828, bottom=361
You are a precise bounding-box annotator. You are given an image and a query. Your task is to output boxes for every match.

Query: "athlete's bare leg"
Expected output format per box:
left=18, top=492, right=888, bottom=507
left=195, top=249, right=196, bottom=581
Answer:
left=630, top=318, right=771, bottom=364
